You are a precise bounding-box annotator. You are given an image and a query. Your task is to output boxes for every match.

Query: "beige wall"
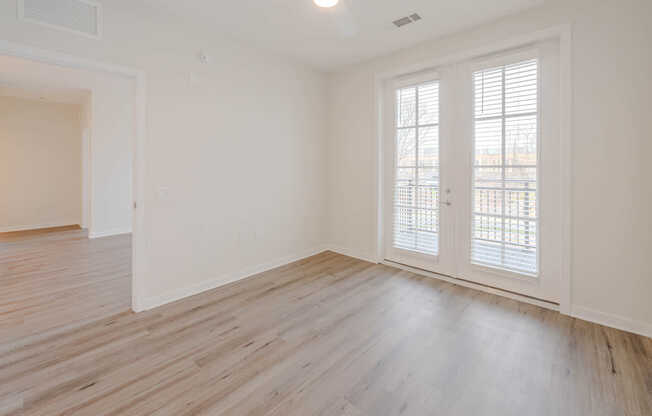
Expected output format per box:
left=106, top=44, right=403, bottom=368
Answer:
left=0, top=95, right=82, bottom=231
left=326, top=0, right=652, bottom=334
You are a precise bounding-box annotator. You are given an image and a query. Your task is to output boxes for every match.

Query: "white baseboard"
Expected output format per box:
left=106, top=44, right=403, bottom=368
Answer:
left=136, top=245, right=329, bottom=312
left=0, top=220, right=79, bottom=233
left=130, top=242, right=651, bottom=340
left=88, top=227, right=132, bottom=239
left=571, top=305, right=652, bottom=339
left=327, top=245, right=379, bottom=264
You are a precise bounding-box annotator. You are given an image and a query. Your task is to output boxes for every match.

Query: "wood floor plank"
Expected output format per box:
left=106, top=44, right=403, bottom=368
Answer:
left=0, top=229, right=131, bottom=342
left=1, top=230, right=650, bottom=415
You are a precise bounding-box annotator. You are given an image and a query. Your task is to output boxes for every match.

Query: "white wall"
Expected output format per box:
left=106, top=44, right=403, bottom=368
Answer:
left=87, top=74, right=134, bottom=238
left=0, top=95, right=82, bottom=232
left=0, top=0, right=328, bottom=308
left=327, top=0, right=652, bottom=334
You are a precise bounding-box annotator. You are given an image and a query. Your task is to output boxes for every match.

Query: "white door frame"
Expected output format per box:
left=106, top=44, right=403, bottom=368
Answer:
left=0, top=40, right=148, bottom=313
left=373, top=25, right=572, bottom=314
left=81, top=125, right=91, bottom=229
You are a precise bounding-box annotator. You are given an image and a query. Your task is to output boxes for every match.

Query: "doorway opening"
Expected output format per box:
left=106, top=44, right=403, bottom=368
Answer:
left=0, top=48, right=143, bottom=342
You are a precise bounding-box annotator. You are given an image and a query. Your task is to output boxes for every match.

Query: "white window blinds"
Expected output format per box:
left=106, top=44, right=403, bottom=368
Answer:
left=472, top=58, right=538, bottom=275
left=393, top=81, right=440, bottom=255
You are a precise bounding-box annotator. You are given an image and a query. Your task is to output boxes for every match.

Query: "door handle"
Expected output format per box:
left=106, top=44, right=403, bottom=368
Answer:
left=443, top=188, right=452, bottom=206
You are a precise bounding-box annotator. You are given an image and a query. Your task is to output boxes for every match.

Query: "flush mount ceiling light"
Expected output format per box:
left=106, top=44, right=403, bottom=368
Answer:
left=314, top=0, right=338, bottom=8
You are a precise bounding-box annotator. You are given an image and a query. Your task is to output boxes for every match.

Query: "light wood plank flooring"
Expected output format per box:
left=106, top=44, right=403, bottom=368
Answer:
left=0, top=227, right=131, bottom=342
left=1, top=234, right=650, bottom=415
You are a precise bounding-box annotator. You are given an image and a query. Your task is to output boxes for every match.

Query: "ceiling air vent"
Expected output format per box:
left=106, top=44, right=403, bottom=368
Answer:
left=393, top=13, right=422, bottom=28
left=393, top=17, right=412, bottom=28
left=18, top=0, right=102, bottom=39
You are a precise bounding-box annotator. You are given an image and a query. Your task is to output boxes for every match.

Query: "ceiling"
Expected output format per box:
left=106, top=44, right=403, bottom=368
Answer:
left=142, top=0, right=544, bottom=71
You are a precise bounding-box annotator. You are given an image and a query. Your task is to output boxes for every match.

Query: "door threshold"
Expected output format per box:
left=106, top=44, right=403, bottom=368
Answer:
left=383, top=259, right=560, bottom=311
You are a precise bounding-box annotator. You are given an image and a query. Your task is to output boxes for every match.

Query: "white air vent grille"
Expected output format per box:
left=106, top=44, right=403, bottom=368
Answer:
left=393, top=13, right=422, bottom=28
left=393, top=17, right=412, bottom=28
left=18, top=0, right=102, bottom=39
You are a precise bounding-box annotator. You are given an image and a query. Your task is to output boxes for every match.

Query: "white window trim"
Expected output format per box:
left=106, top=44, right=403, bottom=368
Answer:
left=468, top=48, right=539, bottom=73
left=392, top=70, right=441, bottom=90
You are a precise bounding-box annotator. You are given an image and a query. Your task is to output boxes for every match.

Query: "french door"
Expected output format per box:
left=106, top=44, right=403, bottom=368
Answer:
left=383, top=70, right=457, bottom=276
left=384, top=45, right=562, bottom=303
